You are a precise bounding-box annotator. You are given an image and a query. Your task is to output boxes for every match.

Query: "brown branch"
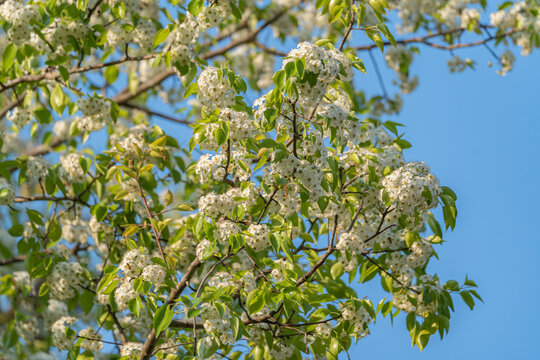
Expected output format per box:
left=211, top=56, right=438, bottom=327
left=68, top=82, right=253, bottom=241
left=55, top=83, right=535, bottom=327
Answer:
left=361, top=253, right=419, bottom=294
left=106, top=304, right=127, bottom=344
left=86, top=0, right=103, bottom=19
left=135, top=171, right=167, bottom=264
left=0, top=54, right=159, bottom=94
left=170, top=313, right=274, bottom=330
left=253, top=41, right=287, bottom=57
left=0, top=245, right=89, bottom=267
left=338, top=0, right=355, bottom=51
left=13, top=195, right=86, bottom=204
left=138, top=257, right=201, bottom=360
left=0, top=91, right=26, bottom=119
left=257, top=187, right=279, bottom=224
left=201, top=10, right=286, bottom=60
left=0, top=256, right=25, bottom=266
left=296, top=215, right=339, bottom=287
left=354, top=27, right=523, bottom=51
left=122, top=102, right=190, bottom=125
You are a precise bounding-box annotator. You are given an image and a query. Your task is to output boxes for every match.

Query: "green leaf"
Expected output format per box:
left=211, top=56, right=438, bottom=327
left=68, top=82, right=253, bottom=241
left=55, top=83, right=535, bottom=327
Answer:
left=395, top=138, right=412, bottom=149
left=427, top=212, right=442, bottom=238
left=366, top=30, right=384, bottom=52
left=330, top=262, right=344, bottom=280
left=416, top=329, right=431, bottom=351
left=34, top=108, right=52, bottom=124
left=103, top=265, right=118, bottom=274
left=2, top=44, right=16, bottom=72
left=177, top=204, right=194, bottom=211
left=197, top=336, right=217, bottom=358
left=246, top=289, right=265, bottom=314
left=58, top=66, right=69, bottom=82
left=104, top=65, right=119, bottom=84
left=230, top=315, right=242, bottom=341
left=406, top=312, right=416, bottom=330
left=50, top=84, right=65, bottom=115
left=460, top=291, right=475, bottom=310
left=153, top=28, right=170, bottom=48
left=26, top=209, right=44, bottom=226
left=442, top=205, right=457, bottom=230
left=38, top=282, right=50, bottom=296
left=122, top=224, right=140, bottom=238
left=153, top=305, right=175, bottom=337
left=187, top=0, right=204, bottom=16
left=184, top=82, right=198, bottom=99
left=8, top=224, right=24, bottom=237
left=80, top=289, right=95, bottom=314
left=295, top=58, right=305, bottom=79
left=129, top=297, right=142, bottom=317
left=48, top=220, right=62, bottom=243
left=441, top=186, right=458, bottom=201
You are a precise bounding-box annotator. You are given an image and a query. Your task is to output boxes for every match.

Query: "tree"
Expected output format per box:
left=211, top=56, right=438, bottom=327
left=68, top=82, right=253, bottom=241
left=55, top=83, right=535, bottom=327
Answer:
left=0, top=0, right=535, bottom=359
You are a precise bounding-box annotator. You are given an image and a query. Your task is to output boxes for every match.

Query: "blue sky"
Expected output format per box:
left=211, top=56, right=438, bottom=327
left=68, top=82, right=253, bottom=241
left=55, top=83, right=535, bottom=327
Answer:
left=344, top=36, right=540, bottom=359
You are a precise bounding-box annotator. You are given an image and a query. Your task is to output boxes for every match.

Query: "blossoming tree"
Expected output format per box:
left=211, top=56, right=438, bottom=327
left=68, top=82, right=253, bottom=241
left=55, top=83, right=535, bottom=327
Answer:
left=0, top=0, right=537, bottom=359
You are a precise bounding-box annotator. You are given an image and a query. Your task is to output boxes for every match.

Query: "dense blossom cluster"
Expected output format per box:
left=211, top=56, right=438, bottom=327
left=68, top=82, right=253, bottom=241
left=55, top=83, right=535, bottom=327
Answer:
left=78, top=327, right=103, bottom=352
left=51, top=316, right=77, bottom=350
left=25, top=156, right=50, bottom=185
left=246, top=224, right=270, bottom=252
left=282, top=42, right=343, bottom=107
left=59, top=153, right=86, bottom=183
left=197, top=66, right=236, bottom=110
left=119, top=248, right=152, bottom=278
left=382, top=161, right=441, bottom=224
left=48, top=262, right=86, bottom=300
left=114, top=278, right=138, bottom=310
left=76, top=97, right=111, bottom=132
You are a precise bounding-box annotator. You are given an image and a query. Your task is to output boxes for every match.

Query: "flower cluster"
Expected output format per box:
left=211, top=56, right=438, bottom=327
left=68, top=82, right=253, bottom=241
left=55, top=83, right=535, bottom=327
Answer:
left=219, top=108, right=255, bottom=142
left=282, top=42, right=343, bottom=107
left=448, top=56, right=473, bottom=73
left=384, top=45, right=418, bottom=94
left=25, top=156, right=50, bottom=185
left=51, top=316, right=77, bottom=350
left=382, top=162, right=441, bottom=225
left=195, top=154, right=226, bottom=183
left=76, top=98, right=111, bottom=132
left=49, top=261, right=86, bottom=300
left=59, top=153, right=86, bottom=183
left=174, top=13, right=199, bottom=45
left=339, top=302, right=372, bottom=337
left=197, top=66, right=236, bottom=110
left=246, top=224, right=269, bottom=252
left=43, top=299, right=69, bottom=327
left=198, top=191, right=236, bottom=218
left=79, top=327, right=103, bottom=352
left=201, top=303, right=233, bottom=344
left=114, top=278, right=138, bottom=310
left=490, top=1, right=540, bottom=56
left=119, top=248, right=152, bottom=278
left=0, top=1, right=40, bottom=44
left=120, top=342, right=143, bottom=357
left=132, top=20, right=156, bottom=50
left=141, top=264, right=166, bottom=287
left=8, top=108, right=32, bottom=130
